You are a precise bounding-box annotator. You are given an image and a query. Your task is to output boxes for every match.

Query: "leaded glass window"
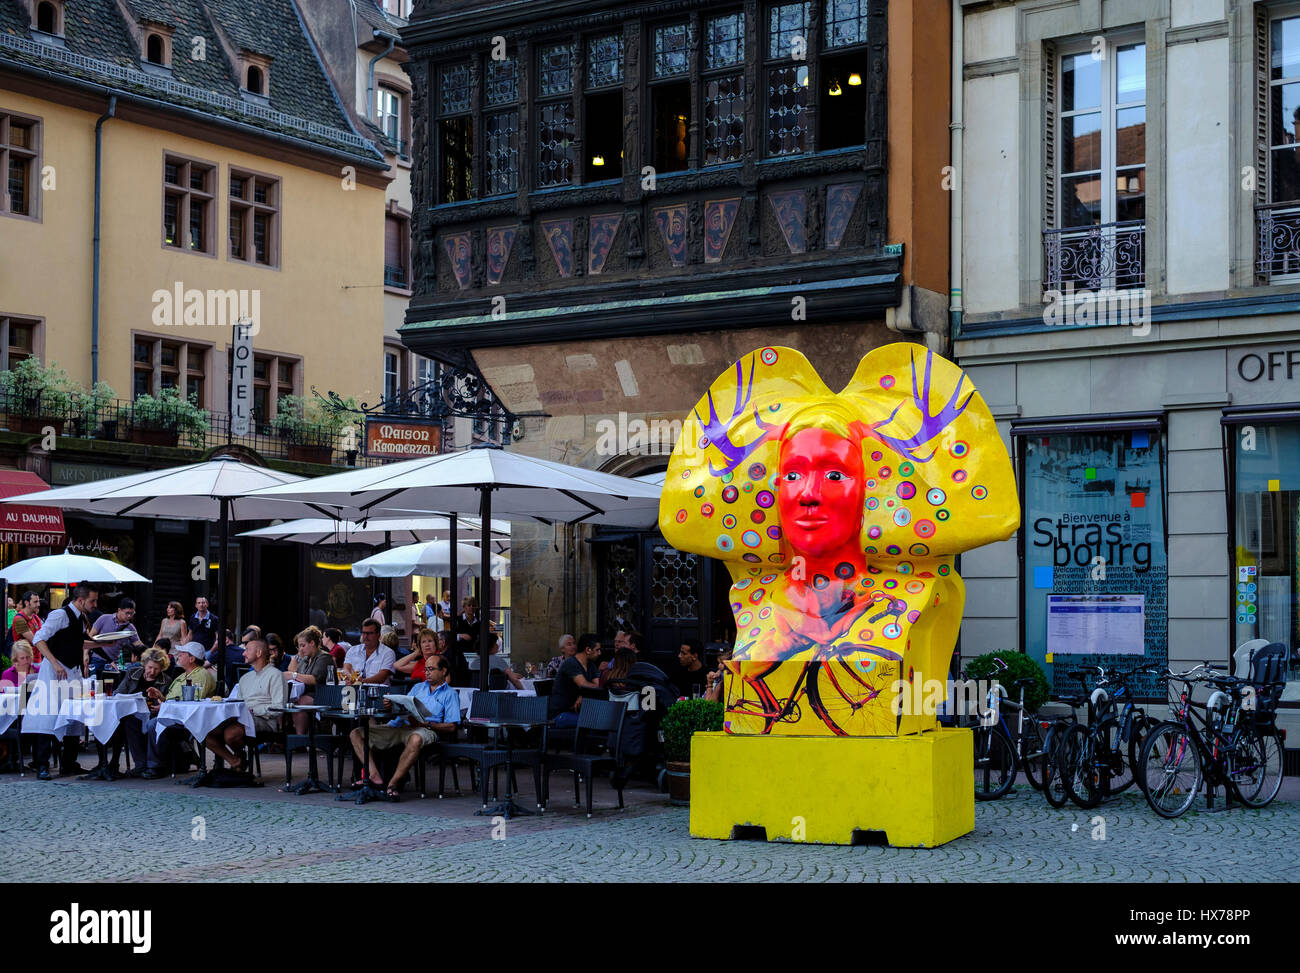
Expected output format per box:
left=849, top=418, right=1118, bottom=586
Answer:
left=824, top=0, right=866, bottom=49
left=438, top=61, right=472, bottom=115
left=538, top=42, right=575, bottom=95
left=486, top=111, right=519, bottom=195
left=704, top=75, right=745, bottom=164
left=705, top=12, right=745, bottom=70
left=587, top=33, right=624, bottom=89
left=768, top=2, right=809, bottom=59
left=767, top=64, right=808, bottom=155
left=653, top=23, right=690, bottom=78
left=537, top=100, right=575, bottom=187
left=486, top=55, right=518, bottom=106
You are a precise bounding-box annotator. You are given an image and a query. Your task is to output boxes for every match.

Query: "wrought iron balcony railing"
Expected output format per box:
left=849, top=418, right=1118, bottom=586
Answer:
left=0, top=390, right=383, bottom=466
left=1256, top=202, right=1300, bottom=283
left=1043, top=220, right=1146, bottom=293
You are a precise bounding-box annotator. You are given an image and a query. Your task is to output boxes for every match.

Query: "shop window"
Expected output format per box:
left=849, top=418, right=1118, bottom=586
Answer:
left=1232, top=421, right=1300, bottom=684
left=1017, top=425, right=1168, bottom=697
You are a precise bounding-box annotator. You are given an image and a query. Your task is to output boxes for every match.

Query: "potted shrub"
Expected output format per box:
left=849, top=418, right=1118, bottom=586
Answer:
left=274, top=394, right=358, bottom=464
left=126, top=387, right=209, bottom=447
left=71, top=381, right=118, bottom=439
left=660, top=697, right=724, bottom=805
left=0, top=357, right=74, bottom=434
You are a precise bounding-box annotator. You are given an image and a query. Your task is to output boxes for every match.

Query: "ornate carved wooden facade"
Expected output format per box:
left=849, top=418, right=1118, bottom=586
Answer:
left=400, top=0, right=900, bottom=361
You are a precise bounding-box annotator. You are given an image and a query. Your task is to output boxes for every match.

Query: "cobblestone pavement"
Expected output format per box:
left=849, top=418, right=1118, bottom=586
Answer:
left=2, top=765, right=1297, bottom=882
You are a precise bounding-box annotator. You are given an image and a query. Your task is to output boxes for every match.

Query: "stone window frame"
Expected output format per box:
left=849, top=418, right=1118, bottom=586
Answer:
left=1014, top=1, right=1166, bottom=309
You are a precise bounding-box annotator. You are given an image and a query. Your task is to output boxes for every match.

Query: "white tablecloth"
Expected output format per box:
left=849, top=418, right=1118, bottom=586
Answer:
left=155, top=700, right=254, bottom=743
left=54, top=694, right=150, bottom=746
left=19, top=664, right=92, bottom=739
left=0, top=690, right=21, bottom=736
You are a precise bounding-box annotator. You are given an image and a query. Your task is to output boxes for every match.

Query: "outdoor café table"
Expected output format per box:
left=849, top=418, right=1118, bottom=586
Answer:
left=0, top=688, right=22, bottom=737
left=466, top=714, right=551, bottom=820
left=155, top=699, right=255, bottom=747
left=455, top=686, right=535, bottom=713
left=269, top=704, right=336, bottom=796
left=325, top=705, right=390, bottom=806
left=54, top=693, right=150, bottom=781
left=228, top=680, right=305, bottom=703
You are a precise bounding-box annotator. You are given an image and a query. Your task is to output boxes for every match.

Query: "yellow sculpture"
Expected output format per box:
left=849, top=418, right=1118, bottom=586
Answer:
left=660, top=344, right=1019, bottom=736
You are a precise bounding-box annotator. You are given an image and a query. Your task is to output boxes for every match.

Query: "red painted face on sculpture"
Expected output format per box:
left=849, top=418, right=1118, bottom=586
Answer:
left=776, top=427, right=865, bottom=557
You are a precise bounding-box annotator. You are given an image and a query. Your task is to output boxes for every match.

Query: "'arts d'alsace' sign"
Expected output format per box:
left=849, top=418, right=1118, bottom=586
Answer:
left=365, top=417, right=442, bottom=459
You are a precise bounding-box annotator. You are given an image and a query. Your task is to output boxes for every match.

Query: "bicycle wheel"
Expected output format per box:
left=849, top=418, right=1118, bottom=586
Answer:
left=1102, top=716, right=1137, bottom=796
left=723, top=668, right=780, bottom=735
left=1020, top=718, right=1047, bottom=792
left=1063, top=724, right=1103, bottom=809
left=806, top=660, right=894, bottom=736
left=1043, top=724, right=1072, bottom=808
left=1231, top=723, right=1285, bottom=809
left=973, top=724, right=1017, bottom=801
left=1127, top=712, right=1151, bottom=793
left=1139, top=722, right=1202, bottom=819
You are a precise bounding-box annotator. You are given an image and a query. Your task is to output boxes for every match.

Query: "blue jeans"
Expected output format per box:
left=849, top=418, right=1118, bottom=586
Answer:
left=554, top=711, right=579, bottom=729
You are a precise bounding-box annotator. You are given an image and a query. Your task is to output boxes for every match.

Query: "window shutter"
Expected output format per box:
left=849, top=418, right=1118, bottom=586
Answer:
left=1256, top=3, right=1269, bottom=208
left=1042, top=40, right=1058, bottom=229
left=385, top=215, right=401, bottom=267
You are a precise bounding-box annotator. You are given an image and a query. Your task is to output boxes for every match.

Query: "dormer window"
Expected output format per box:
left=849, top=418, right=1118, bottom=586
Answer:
left=146, top=33, right=167, bottom=65
left=35, top=1, right=61, bottom=35
left=238, top=51, right=272, bottom=103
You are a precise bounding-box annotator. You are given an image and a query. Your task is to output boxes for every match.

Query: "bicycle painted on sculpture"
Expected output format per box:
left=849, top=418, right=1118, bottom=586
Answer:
left=722, top=658, right=896, bottom=737
left=1139, top=666, right=1286, bottom=819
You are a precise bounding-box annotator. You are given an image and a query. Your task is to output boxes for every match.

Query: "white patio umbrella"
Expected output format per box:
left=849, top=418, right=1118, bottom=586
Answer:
left=246, top=444, right=662, bottom=691
left=237, top=515, right=510, bottom=549
left=350, top=540, right=509, bottom=579
left=0, top=552, right=150, bottom=584
left=0, top=456, right=342, bottom=686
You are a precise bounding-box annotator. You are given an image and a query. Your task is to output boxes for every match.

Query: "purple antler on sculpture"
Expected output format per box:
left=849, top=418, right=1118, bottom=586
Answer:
left=870, top=349, right=975, bottom=463
left=695, top=354, right=778, bottom=476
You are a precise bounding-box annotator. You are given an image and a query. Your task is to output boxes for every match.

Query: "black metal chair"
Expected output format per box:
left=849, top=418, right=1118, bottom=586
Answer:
left=436, top=691, right=514, bottom=805
left=489, top=693, right=548, bottom=808
left=285, top=683, right=349, bottom=791
left=543, top=697, right=628, bottom=817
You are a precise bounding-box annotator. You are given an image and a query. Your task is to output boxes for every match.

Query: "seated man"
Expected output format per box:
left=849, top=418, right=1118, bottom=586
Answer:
left=548, top=634, right=603, bottom=729
left=203, top=638, right=285, bottom=774
left=139, top=642, right=214, bottom=778
left=348, top=654, right=459, bottom=799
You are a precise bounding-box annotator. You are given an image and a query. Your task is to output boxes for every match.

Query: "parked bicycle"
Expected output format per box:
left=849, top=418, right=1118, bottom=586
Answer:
left=960, top=658, right=1049, bottom=801
left=1059, top=663, right=1158, bottom=809
left=1139, top=662, right=1286, bottom=819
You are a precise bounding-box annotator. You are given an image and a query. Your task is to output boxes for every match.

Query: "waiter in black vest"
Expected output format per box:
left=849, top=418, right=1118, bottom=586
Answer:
left=29, top=580, right=99, bottom=780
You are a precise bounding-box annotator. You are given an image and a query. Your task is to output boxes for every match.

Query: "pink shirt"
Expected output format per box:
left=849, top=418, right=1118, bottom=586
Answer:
left=1, top=663, right=38, bottom=687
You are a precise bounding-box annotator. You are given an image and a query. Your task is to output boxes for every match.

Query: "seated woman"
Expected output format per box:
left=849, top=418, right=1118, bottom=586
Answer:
left=1, top=641, right=38, bottom=688
left=395, top=628, right=440, bottom=680
left=118, top=647, right=174, bottom=773
left=286, top=626, right=334, bottom=735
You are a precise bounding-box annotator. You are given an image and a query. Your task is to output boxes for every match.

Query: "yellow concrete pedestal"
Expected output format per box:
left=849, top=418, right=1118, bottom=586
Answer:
left=689, top=728, right=974, bottom=848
